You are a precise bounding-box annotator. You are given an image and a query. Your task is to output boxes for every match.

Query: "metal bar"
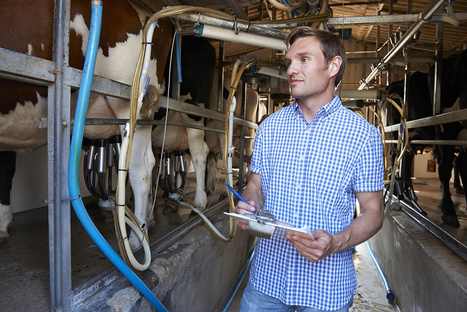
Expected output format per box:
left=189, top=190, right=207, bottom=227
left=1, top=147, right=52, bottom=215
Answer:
left=359, top=0, right=449, bottom=90
left=159, top=96, right=258, bottom=129
left=384, top=140, right=467, bottom=146
left=327, top=12, right=467, bottom=27
left=0, top=48, right=131, bottom=99
left=0, top=47, right=55, bottom=82
left=385, top=108, right=467, bottom=132
left=399, top=199, right=467, bottom=262
left=84, top=118, right=226, bottom=133
left=49, top=0, right=72, bottom=311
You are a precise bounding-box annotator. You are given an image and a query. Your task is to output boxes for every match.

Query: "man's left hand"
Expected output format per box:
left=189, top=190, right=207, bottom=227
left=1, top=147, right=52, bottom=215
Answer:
left=286, top=230, right=337, bottom=262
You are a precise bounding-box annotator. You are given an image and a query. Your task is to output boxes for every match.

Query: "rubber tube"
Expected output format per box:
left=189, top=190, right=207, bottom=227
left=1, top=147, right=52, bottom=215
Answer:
left=365, top=241, right=395, bottom=302
left=68, top=2, right=167, bottom=311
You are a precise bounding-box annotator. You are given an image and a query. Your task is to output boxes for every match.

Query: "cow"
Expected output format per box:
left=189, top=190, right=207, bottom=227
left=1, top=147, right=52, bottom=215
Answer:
left=385, top=49, right=467, bottom=227
left=152, top=35, right=216, bottom=210
left=0, top=0, right=173, bottom=247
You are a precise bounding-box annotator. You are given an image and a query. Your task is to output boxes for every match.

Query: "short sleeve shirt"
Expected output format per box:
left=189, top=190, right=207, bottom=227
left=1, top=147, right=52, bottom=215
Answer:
left=248, top=96, right=384, bottom=310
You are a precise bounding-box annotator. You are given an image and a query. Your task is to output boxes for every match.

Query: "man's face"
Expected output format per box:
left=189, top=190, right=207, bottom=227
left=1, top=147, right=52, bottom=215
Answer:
left=285, top=36, right=335, bottom=102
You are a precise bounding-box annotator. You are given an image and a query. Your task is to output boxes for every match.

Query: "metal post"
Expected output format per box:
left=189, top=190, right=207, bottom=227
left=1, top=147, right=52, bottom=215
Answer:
left=237, top=83, right=247, bottom=190
left=49, top=0, right=72, bottom=311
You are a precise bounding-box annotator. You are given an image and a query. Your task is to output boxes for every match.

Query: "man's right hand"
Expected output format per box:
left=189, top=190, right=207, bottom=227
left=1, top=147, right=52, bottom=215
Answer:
left=235, top=200, right=257, bottom=230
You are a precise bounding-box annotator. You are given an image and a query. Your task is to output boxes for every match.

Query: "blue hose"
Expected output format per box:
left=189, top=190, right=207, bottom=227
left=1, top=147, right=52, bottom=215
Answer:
left=365, top=241, right=395, bottom=302
left=68, top=2, right=168, bottom=311
left=175, top=33, right=182, bottom=83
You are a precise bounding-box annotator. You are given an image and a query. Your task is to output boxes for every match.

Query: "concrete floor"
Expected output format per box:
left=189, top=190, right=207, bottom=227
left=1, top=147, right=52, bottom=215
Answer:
left=0, top=177, right=465, bottom=311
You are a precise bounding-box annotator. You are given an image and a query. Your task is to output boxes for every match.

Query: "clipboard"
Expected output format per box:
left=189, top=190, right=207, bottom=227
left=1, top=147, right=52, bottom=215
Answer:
left=225, top=212, right=315, bottom=240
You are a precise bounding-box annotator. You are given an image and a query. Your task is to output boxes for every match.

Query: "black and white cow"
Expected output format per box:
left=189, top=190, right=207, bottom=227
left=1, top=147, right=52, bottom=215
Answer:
left=386, top=49, right=467, bottom=227
left=0, top=0, right=173, bottom=246
left=152, top=35, right=217, bottom=210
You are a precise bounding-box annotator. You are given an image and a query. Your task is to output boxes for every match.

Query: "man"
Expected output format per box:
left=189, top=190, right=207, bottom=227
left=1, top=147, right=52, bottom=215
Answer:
left=235, top=27, right=384, bottom=312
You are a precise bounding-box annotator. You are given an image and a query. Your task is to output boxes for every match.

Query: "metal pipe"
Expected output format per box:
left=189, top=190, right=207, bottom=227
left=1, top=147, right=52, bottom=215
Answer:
left=194, top=24, right=287, bottom=51
left=174, top=13, right=288, bottom=39
left=334, top=89, right=380, bottom=100
left=359, top=0, right=448, bottom=90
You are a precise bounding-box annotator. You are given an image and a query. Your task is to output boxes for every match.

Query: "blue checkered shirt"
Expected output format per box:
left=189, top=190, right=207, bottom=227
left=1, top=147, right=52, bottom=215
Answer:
left=248, top=96, right=384, bottom=310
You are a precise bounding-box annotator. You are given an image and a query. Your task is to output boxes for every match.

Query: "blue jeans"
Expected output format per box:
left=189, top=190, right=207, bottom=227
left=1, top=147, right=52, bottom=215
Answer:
left=239, top=282, right=353, bottom=312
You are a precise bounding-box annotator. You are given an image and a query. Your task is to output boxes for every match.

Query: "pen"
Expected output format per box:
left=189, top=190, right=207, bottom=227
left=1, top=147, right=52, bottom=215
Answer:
left=225, top=183, right=253, bottom=207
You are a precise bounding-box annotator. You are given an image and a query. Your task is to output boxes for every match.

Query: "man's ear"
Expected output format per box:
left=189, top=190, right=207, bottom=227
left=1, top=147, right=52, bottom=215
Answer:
left=329, top=56, right=343, bottom=78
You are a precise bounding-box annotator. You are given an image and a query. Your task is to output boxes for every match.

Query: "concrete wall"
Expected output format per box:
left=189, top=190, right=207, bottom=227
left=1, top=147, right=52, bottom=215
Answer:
left=74, top=211, right=255, bottom=312
left=369, top=210, right=467, bottom=311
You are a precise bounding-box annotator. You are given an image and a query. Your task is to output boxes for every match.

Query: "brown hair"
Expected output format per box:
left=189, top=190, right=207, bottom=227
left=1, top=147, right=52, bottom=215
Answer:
left=286, top=27, right=346, bottom=87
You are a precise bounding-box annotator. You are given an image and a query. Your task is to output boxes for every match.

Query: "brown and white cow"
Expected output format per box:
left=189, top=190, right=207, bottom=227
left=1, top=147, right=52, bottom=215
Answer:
left=0, top=0, right=172, bottom=247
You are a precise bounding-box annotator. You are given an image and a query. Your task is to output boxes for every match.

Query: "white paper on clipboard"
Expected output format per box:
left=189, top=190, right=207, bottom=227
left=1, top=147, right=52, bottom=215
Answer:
left=224, top=212, right=315, bottom=240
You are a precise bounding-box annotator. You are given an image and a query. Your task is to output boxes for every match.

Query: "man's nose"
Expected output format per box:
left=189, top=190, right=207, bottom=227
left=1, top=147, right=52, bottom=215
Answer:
left=287, top=61, right=298, bottom=76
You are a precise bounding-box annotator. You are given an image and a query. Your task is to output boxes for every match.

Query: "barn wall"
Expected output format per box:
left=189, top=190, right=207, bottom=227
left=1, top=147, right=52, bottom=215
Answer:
left=413, top=151, right=438, bottom=179
left=369, top=210, right=467, bottom=312
left=12, top=147, right=93, bottom=213
left=74, top=211, right=255, bottom=312
left=342, top=40, right=377, bottom=89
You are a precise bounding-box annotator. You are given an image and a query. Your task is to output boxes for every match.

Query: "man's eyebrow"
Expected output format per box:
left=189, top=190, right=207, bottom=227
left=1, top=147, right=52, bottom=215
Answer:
left=285, top=51, right=313, bottom=60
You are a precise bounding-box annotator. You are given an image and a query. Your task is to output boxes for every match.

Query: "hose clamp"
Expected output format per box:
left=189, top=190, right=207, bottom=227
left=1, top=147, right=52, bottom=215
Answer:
left=233, top=17, right=239, bottom=35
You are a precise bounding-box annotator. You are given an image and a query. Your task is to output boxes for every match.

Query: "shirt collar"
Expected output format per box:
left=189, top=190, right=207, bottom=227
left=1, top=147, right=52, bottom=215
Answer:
left=292, top=95, right=342, bottom=120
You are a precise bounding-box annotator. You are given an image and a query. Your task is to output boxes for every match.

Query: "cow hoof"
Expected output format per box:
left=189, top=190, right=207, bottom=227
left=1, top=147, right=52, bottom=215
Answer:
left=0, top=231, right=9, bottom=246
left=441, top=214, right=460, bottom=228
left=162, top=200, right=179, bottom=214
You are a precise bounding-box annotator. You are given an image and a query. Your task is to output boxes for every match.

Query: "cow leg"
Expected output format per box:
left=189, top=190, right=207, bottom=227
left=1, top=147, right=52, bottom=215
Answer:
left=453, top=154, right=464, bottom=194
left=127, top=125, right=156, bottom=251
left=456, top=150, right=467, bottom=210
left=186, top=127, right=209, bottom=209
left=437, top=144, right=460, bottom=227
left=400, top=151, right=417, bottom=200
left=206, top=151, right=222, bottom=196
left=0, top=151, right=16, bottom=245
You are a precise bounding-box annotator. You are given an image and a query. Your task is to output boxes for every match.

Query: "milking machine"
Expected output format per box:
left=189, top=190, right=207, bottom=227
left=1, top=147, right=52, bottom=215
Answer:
left=157, top=151, right=187, bottom=208
left=82, top=135, right=121, bottom=201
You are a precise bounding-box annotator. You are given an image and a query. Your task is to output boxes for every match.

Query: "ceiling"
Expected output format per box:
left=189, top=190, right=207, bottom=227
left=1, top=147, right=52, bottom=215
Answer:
left=140, top=0, right=467, bottom=57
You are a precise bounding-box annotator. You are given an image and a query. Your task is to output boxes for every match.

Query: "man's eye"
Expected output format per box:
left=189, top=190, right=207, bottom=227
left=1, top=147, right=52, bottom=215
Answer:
left=301, top=58, right=309, bottom=63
